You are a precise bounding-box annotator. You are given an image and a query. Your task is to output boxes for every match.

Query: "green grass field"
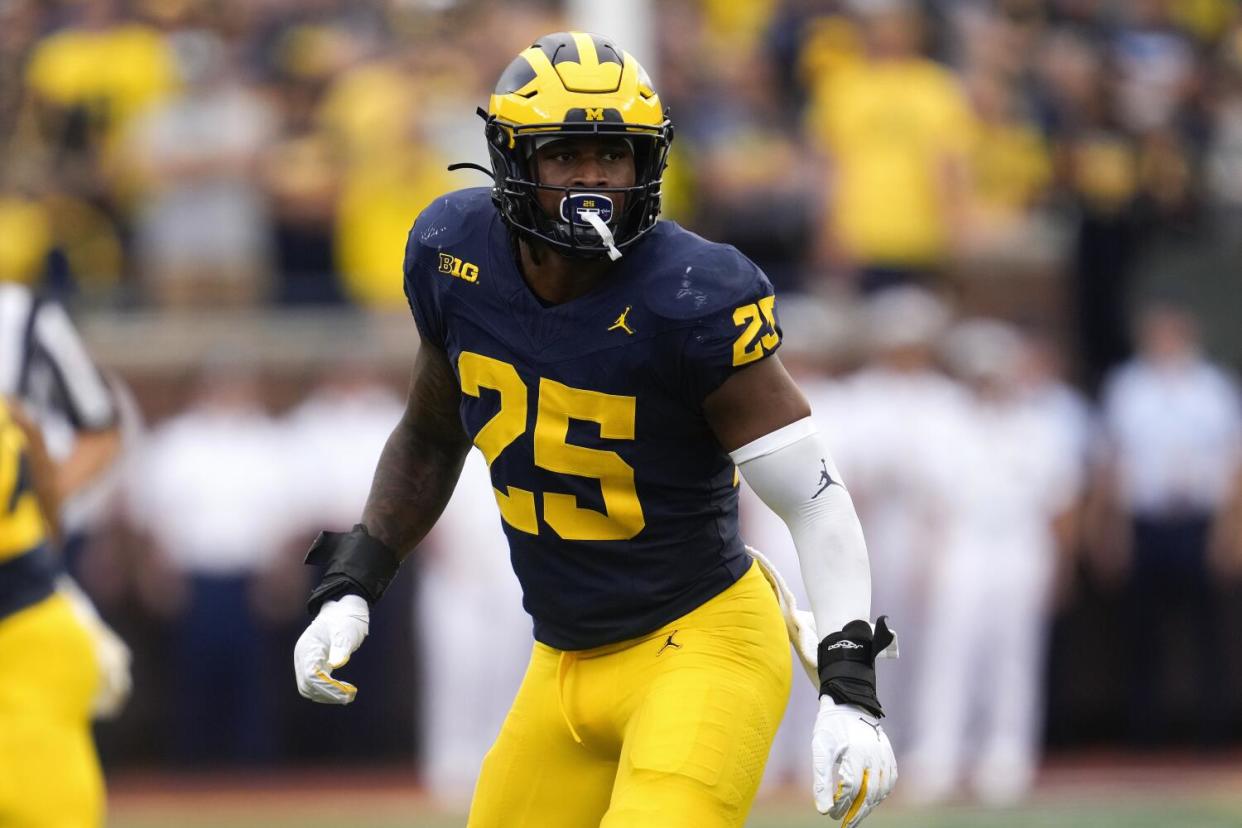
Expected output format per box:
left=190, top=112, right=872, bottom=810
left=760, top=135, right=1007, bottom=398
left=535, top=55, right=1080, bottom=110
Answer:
left=107, top=761, right=1242, bottom=828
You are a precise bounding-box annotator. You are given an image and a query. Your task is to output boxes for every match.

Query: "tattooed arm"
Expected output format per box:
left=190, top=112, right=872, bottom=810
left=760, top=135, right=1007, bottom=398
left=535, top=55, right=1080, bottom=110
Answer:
left=361, top=336, right=471, bottom=560
left=295, top=337, right=470, bottom=704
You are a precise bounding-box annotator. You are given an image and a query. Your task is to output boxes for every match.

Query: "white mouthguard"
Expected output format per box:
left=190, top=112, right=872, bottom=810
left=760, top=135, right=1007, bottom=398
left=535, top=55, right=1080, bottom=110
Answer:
left=581, top=209, right=622, bottom=261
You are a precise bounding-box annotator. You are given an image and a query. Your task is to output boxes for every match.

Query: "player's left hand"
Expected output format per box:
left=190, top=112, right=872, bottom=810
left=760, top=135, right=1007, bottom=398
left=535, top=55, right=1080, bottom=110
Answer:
left=293, top=594, right=369, bottom=704
left=812, top=696, right=897, bottom=827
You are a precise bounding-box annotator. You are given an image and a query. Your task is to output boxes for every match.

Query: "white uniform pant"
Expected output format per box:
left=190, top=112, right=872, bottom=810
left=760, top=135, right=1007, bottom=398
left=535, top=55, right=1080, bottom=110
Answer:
left=905, top=539, right=1053, bottom=805
left=417, top=571, right=530, bottom=804
left=860, top=503, right=926, bottom=758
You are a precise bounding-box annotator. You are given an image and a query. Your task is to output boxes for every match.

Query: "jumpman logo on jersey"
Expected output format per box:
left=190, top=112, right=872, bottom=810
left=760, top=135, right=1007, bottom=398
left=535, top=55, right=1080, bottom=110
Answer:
left=657, top=630, right=682, bottom=655
left=609, top=305, right=635, bottom=335
left=813, top=459, right=840, bottom=499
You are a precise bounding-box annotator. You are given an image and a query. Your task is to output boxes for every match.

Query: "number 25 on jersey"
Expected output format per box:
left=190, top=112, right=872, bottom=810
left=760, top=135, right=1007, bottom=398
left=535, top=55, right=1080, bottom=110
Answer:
left=732, top=295, right=778, bottom=367
left=458, top=352, right=645, bottom=543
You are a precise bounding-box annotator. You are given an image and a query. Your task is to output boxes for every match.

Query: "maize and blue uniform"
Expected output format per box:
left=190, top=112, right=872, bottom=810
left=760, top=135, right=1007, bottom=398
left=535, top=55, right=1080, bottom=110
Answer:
left=404, top=188, right=793, bottom=827
left=0, top=399, right=103, bottom=827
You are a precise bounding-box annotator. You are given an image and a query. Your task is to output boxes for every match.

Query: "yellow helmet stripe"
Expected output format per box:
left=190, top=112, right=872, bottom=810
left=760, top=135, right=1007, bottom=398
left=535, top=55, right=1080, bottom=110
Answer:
left=523, top=44, right=557, bottom=87
left=571, top=32, right=598, bottom=68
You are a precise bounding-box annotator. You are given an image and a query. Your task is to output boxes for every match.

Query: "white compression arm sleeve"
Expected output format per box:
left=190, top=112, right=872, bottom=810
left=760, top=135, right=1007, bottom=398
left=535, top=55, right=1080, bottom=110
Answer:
left=731, top=417, right=871, bottom=636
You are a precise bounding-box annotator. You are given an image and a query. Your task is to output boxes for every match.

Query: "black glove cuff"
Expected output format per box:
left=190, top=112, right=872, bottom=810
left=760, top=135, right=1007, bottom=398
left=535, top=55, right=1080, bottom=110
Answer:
left=817, top=616, right=893, bottom=718
left=304, top=524, right=400, bottom=615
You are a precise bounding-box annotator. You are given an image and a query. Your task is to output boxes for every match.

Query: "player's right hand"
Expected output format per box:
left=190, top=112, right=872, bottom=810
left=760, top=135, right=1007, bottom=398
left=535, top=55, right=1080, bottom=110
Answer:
left=293, top=594, right=369, bottom=704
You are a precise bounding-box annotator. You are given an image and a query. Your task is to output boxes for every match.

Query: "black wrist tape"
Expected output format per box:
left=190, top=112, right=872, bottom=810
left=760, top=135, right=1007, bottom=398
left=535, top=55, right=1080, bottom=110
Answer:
left=304, top=524, right=400, bottom=615
left=817, top=615, right=894, bottom=718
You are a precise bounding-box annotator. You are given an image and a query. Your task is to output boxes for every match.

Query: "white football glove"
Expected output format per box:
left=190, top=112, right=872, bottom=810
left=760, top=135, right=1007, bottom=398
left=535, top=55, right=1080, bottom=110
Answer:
left=813, top=697, right=897, bottom=827
left=57, top=576, right=132, bottom=718
left=88, top=620, right=133, bottom=718
left=293, top=594, right=369, bottom=704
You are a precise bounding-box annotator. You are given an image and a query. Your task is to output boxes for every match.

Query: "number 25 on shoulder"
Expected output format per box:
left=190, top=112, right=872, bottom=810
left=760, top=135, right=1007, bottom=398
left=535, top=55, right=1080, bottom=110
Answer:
left=732, top=295, right=779, bottom=366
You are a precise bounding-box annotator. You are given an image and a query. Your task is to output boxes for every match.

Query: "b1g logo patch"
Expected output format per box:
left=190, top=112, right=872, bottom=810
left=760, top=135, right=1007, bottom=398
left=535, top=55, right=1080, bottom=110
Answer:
left=438, top=253, right=480, bottom=283
left=560, top=193, right=614, bottom=227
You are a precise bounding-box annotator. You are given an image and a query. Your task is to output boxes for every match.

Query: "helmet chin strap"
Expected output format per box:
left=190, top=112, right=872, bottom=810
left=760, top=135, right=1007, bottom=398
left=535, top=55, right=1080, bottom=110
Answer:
left=580, top=210, right=622, bottom=261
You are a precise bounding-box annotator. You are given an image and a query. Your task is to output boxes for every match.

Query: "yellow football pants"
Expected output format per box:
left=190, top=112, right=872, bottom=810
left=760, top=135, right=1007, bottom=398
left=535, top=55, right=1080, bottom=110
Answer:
left=468, top=561, right=792, bottom=828
left=0, top=593, right=103, bottom=828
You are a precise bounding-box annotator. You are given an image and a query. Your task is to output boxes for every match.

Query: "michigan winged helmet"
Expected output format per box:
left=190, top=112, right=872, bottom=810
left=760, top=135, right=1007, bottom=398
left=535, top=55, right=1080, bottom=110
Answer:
left=482, top=32, right=673, bottom=259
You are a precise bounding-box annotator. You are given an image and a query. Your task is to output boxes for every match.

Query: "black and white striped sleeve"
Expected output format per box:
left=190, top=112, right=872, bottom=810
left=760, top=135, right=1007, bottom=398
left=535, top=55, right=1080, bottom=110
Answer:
left=30, top=300, right=116, bottom=431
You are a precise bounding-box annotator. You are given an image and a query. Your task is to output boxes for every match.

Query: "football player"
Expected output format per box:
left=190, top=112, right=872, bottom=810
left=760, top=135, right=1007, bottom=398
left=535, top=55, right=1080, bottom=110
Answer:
left=295, top=32, right=896, bottom=827
left=0, top=284, right=132, bottom=828
left=0, top=396, right=115, bottom=826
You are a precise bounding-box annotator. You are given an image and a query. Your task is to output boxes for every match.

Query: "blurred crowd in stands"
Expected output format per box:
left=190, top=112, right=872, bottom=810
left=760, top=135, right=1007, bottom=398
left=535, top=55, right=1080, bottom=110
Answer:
left=3, top=0, right=1242, bottom=807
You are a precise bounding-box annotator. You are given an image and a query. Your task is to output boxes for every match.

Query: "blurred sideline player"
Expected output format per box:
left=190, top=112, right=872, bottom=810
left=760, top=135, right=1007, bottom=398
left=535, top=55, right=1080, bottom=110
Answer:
left=0, top=283, right=131, bottom=826
left=295, top=32, right=896, bottom=827
left=904, top=321, right=1080, bottom=805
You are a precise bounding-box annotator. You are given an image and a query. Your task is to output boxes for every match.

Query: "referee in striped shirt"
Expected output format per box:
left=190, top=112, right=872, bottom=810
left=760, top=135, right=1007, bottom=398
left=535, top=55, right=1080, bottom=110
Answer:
left=0, top=282, right=121, bottom=508
left=0, top=282, right=131, bottom=692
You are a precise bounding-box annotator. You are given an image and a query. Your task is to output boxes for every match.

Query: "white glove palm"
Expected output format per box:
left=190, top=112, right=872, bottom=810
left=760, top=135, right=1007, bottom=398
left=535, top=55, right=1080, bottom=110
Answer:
left=812, top=697, right=897, bottom=827
left=293, top=594, right=369, bottom=704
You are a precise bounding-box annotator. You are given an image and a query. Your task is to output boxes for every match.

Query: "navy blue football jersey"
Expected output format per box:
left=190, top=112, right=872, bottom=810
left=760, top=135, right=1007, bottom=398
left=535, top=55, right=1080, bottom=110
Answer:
left=404, top=188, right=782, bottom=650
